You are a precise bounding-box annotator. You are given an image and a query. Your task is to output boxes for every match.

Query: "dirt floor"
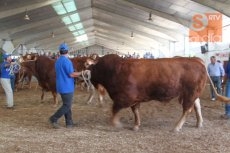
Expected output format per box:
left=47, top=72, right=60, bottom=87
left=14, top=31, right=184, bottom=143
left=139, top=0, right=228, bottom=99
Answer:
left=0, top=82, right=230, bottom=153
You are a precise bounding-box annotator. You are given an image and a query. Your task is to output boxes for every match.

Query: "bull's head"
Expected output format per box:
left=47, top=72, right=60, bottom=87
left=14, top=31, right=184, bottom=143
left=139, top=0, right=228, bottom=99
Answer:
left=18, top=56, right=24, bottom=63
left=26, top=54, right=32, bottom=60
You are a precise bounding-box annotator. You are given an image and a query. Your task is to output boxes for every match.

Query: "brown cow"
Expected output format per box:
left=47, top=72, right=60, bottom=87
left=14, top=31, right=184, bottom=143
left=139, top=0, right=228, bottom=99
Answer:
left=20, top=55, right=103, bottom=106
left=20, top=57, right=58, bottom=106
left=34, top=56, right=58, bottom=106
left=86, top=54, right=230, bottom=131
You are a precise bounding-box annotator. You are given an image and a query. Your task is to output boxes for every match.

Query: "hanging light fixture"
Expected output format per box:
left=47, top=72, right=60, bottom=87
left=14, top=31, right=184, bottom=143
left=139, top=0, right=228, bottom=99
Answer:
left=130, top=31, right=134, bottom=39
left=148, top=12, right=152, bottom=21
left=24, top=9, right=30, bottom=20
left=51, top=32, right=55, bottom=38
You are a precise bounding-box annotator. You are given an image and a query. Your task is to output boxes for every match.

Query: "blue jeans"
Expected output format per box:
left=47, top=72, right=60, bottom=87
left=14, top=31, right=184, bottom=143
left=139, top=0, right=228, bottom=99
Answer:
left=225, top=80, right=230, bottom=116
left=50, top=92, right=74, bottom=125
left=210, top=76, right=222, bottom=99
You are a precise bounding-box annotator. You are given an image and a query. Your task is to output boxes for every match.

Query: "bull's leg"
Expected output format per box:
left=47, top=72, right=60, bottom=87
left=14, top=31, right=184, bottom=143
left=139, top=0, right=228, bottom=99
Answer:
left=174, top=101, right=195, bottom=132
left=41, top=89, right=45, bottom=102
left=35, top=82, right=39, bottom=90
left=131, top=103, right=141, bottom=131
left=98, top=92, right=104, bottom=106
left=28, top=82, right=31, bottom=89
left=97, top=85, right=105, bottom=106
left=28, top=76, right=32, bottom=89
left=174, top=110, right=190, bottom=132
left=21, top=78, right=25, bottom=88
left=52, top=92, right=58, bottom=107
left=194, top=98, right=203, bottom=128
left=27, top=78, right=31, bottom=88
left=112, top=104, right=122, bottom=128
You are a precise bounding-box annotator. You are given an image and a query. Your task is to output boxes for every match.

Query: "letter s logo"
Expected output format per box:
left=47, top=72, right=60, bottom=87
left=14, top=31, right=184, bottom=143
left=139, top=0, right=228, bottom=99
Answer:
left=190, top=14, right=208, bottom=31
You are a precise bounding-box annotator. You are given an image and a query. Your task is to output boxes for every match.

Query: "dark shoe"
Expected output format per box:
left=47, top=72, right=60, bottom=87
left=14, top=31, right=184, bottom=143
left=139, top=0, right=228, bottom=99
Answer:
left=66, top=123, right=78, bottom=128
left=49, top=117, right=60, bottom=129
left=6, top=106, right=14, bottom=110
left=220, top=114, right=230, bottom=120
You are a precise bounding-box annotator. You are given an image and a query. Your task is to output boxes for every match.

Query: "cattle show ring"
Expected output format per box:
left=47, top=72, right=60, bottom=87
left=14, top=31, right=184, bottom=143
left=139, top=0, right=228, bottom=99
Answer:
left=0, top=53, right=229, bottom=153
left=1, top=0, right=230, bottom=152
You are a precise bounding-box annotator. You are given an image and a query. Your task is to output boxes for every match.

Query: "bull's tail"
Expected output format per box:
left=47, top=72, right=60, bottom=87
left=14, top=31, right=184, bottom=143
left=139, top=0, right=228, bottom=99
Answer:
left=196, top=57, right=230, bottom=103
left=207, top=73, right=230, bottom=103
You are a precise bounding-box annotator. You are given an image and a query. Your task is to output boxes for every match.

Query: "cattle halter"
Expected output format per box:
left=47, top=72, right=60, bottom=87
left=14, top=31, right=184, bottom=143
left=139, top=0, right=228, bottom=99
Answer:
left=9, top=60, right=21, bottom=75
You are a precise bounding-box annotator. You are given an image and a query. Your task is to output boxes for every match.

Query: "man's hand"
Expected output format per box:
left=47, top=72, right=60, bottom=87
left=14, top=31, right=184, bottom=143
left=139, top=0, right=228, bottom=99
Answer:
left=70, top=71, right=82, bottom=78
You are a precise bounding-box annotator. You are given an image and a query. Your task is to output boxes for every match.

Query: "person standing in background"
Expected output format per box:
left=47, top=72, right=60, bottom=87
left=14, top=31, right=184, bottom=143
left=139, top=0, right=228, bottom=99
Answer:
left=207, top=56, right=225, bottom=101
left=0, top=53, right=14, bottom=109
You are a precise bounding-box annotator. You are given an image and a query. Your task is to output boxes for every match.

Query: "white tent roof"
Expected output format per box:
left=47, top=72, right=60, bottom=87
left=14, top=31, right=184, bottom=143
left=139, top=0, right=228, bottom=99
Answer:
left=0, top=0, right=230, bottom=55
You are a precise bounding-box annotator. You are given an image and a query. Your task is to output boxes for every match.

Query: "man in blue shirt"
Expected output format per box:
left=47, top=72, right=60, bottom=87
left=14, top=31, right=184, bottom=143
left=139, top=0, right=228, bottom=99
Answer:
left=207, top=56, right=225, bottom=101
left=49, top=43, right=82, bottom=128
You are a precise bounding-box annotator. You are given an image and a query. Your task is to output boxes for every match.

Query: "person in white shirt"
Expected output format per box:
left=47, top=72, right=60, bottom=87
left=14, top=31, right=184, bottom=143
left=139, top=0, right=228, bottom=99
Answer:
left=207, top=56, right=225, bottom=101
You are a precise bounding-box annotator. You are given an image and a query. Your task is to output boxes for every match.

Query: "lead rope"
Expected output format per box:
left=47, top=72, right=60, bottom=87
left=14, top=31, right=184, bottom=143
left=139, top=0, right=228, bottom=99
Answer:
left=9, top=59, right=21, bottom=75
left=81, top=70, right=92, bottom=92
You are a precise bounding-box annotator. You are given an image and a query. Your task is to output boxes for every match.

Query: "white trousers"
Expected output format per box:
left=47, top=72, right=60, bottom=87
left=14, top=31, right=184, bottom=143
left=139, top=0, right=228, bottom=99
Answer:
left=1, top=78, right=14, bottom=107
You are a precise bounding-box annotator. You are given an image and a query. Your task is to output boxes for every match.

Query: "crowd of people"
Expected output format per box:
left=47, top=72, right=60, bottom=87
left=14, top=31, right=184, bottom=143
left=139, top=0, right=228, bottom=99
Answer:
left=40, top=50, right=155, bottom=60
left=121, top=52, right=154, bottom=59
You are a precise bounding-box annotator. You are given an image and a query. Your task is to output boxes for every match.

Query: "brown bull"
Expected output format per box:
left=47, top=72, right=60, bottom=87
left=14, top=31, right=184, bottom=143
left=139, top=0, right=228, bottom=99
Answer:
left=20, top=55, right=104, bottom=106
left=20, top=57, right=58, bottom=106
left=34, top=56, right=57, bottom=106
left=86, top=54, right=230, bottom=131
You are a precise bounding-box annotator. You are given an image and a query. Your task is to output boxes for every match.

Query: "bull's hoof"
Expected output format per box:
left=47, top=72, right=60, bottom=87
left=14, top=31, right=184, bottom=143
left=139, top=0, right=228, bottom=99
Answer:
left=133, top=125, right=139, bottom=131
left=172, top=128, right=181, bottom=132
left=196, top=123, right=203, bottom=128
left=112, top=121, right=123, bottom=128
left=98, top=103, right=103, bottom=108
